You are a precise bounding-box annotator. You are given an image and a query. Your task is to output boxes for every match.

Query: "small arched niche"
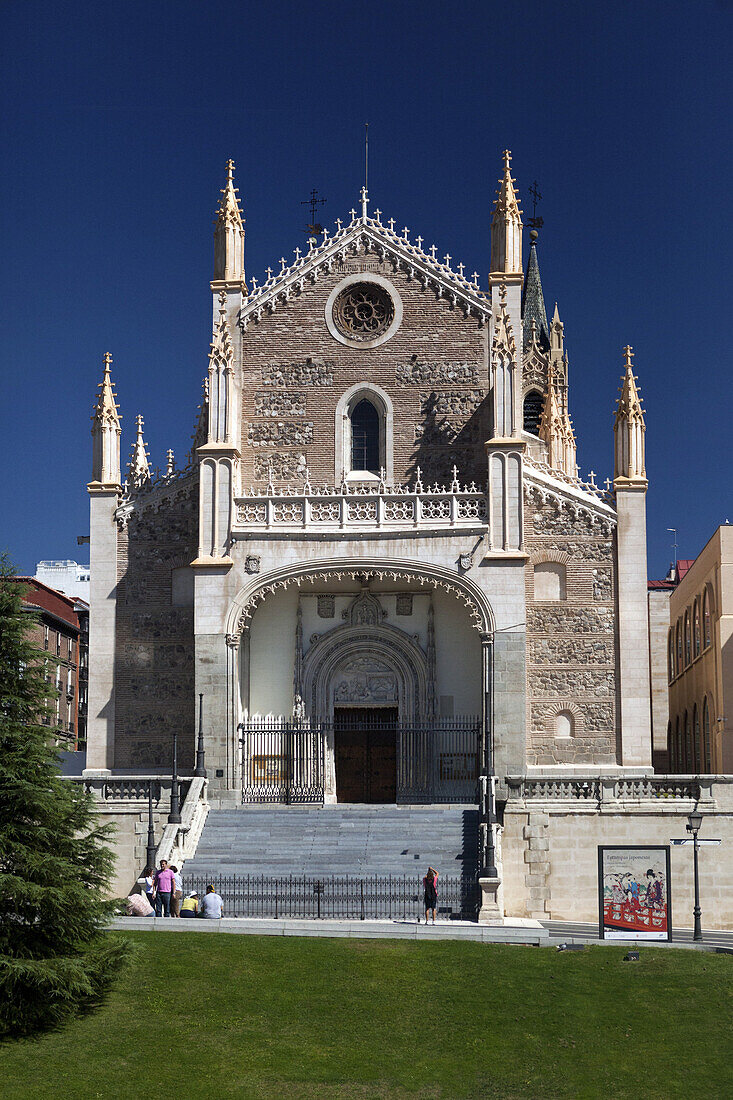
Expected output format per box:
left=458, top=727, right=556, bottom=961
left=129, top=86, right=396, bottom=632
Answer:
left=534, top=561, right=567, bottom=601
left=335, top=383, right=394, bottom=483
left=555, top=710, right=574, bottom=739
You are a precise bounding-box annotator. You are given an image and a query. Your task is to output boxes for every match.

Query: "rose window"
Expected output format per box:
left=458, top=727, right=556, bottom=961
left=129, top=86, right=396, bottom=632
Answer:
left=332, top=282, right=395, bottom=342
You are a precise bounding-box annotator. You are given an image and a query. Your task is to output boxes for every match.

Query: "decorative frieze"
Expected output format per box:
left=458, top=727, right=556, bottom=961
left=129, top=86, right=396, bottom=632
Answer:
left=261, top=360, right=333, bottom=387
left=254, top=392, right=306, bottom=417
left=529, top=669, right=615, bottom=696
left=527, top=606, right=614, bottom=634
left=247, top=422, right=314, bottom=448
left=253, top=453, right=307, bottom=480
left=420, top=390, right=485, bottom=416
left=530, top=637, right=614, bottom=666
left=396, top=360, right=480, bottom=386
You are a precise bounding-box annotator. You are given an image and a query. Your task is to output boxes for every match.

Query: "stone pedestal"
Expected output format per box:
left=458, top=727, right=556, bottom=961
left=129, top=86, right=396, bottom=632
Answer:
left=478, top=876, right=504, bottom=925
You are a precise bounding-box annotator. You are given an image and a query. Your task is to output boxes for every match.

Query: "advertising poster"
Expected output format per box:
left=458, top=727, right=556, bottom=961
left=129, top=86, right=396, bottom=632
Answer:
left=598, top=846, right=672, bottom=941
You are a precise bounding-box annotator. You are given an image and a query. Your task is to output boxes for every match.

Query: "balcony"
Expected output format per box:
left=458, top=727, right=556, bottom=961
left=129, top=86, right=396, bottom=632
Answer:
left=233, top=472, right=488, bottom=537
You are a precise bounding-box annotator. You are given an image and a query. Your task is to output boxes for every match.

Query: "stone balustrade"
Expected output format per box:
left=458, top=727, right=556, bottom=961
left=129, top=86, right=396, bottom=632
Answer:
left=64, top=774, right=191, bottom=806
left=505, top=774, right=722, bottom=805
left=234, top=477, right=488, bottom=534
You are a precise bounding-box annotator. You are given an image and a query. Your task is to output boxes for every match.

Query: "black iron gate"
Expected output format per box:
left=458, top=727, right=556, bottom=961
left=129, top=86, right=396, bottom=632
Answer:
left=240, top=716, right=479, bottom=805
left=240, top=719, right=324, bottom=803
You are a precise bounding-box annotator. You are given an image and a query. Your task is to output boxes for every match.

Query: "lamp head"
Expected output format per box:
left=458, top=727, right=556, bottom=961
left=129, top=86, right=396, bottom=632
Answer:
left=687, top=810, right=703, bottom=834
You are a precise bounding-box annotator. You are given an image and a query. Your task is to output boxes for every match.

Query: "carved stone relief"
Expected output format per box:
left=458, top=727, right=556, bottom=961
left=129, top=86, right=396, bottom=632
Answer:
left=396, top=360, right=480, bottom=386
left=333, top=658, right=398, bottom=704
left=254, top=392, right=306, bottom=417
left=317, top=595, right=335, bottom=618
left=420, top=391, right=485, bottom=416
left=261, top=361, right=333, bottom=387
left=344, top=588, right=386, bottom=627
left=526, top=538, right=613, bottom=561
left=247, top=422, right=313, bottom=447
left=253, top=452, right=307, bottom=480
left=395, top=593, right=413, bottom=616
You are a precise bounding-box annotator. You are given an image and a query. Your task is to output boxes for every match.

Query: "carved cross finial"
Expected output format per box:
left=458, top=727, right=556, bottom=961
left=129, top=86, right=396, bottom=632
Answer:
left=279, top=257, right=286, bottom=271
left=335, top=217, right=343, bottom=231
left=502, top=149, right=512, bottom=172
left=402, top=227, right=409, bottom=240
left=250, top=275, right=258, bottom=290
left=457, top=262, right=465, bottom=277
left=349, top=208, right=357, bottom=221
left=588, top=470, right=597, bottom=488
left=623, top=344, right=634, bottom=368
left=373, top=208, right=382, bottom=222
left=416, top=235, right=423, bottom=249
left=166, top=448, right=175, bottom=477
left=444, top=253, right=451, bottom=266
left=429, top=244, right=437, bottom=259
left=103, top=351, right=113, bottom=370
left=388, top=217, right=395, bottom=232
left=471, top=271, right=479, bottom=285
left=135, top=413, right=143, bottom=431
left=226, top=158, right=235, bottom=178
left=605, top=477, right=612, bottom=492
left=322, top=228, right=329, bottom=241
left=265, top=266, right=273, bottom=280
left=294, top=246, right=301, bottom=261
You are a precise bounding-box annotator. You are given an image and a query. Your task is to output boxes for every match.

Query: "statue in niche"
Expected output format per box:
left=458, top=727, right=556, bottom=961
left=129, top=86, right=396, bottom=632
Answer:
left=343, top=586, right=386, bottom=627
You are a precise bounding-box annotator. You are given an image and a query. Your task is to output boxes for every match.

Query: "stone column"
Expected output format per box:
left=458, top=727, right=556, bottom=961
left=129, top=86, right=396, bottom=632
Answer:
left=615, top=487, right=653, bottom=766
left=85, top=489, right=118, bottom=772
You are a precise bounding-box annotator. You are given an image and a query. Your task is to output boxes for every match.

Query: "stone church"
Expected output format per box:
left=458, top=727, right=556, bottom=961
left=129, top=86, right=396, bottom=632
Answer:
left=86, top=152, right=653, bottom=892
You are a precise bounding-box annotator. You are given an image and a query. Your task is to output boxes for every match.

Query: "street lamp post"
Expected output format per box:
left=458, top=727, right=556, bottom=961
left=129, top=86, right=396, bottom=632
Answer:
left=169, top=729, right=181, bottom=825
left=686, top=810, right=703, bottom=942
left=146, top=781, right=157, bottom=870
left=194, top=693, right=207, bottom=778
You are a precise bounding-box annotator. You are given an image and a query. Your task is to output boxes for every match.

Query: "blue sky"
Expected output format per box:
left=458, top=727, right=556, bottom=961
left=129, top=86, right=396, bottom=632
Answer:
left=1, top=0, right=730, bottom=577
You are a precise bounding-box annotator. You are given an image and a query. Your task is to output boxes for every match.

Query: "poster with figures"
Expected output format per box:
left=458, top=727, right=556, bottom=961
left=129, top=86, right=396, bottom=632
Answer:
left=598, top=846, right=672, bottom=941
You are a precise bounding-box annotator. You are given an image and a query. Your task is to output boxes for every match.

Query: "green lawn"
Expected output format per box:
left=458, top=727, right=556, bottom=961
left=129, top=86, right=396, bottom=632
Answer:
left=1, top=932, right=732, bottom=1099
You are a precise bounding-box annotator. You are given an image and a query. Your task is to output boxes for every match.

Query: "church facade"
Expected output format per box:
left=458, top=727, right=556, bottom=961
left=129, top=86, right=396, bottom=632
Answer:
left=85, top=152, right=653, bottom=827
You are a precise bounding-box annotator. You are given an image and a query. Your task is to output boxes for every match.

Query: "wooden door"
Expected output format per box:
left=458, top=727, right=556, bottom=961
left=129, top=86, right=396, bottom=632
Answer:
left=334, top=708, right=397, bottom=803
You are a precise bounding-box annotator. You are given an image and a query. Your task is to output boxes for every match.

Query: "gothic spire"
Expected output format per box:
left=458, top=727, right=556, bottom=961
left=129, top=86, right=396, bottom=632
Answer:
left=90, top=352, right=122, bottom=486
left=92, top=352, right=121, bottom=429
left=128, top=414, right=151, bottom=489
left=522, top=230, right=549, bottom=350
left=490, top=149, right=523, bottom=278
left=213, top=159, right=246, bottom=283
left=614, top=345, right=647, bottom=486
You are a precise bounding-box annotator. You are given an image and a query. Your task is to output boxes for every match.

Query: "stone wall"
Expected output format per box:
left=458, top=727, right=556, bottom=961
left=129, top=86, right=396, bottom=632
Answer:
left=114, top=481, right=198, bottom=769
left=238, top=258, right=491, bottom=488
left=501, top=779, right=733, bottom=930
left=523, top=488, right=619, bottom=766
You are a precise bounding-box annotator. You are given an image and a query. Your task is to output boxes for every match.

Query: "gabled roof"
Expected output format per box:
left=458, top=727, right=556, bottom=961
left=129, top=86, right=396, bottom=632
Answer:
left=238, top=199, right=492, bottom=330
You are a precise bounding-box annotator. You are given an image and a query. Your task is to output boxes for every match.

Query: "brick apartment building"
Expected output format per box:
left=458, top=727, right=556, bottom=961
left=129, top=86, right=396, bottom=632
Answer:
left=18, top=578, right=88, bottom=750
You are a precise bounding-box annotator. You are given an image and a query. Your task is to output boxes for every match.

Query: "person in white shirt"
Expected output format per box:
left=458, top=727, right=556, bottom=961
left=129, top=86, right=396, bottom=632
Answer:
left=200, top=884, right=224, bottom=919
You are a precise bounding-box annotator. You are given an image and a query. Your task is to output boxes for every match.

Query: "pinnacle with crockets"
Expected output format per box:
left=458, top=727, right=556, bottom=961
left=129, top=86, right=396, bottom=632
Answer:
left=240, top=715, right=480, bottom=805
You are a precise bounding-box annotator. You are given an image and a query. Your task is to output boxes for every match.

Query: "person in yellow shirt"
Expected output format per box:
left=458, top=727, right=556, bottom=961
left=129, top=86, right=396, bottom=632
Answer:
left=180, top=892, right=200, bottom=918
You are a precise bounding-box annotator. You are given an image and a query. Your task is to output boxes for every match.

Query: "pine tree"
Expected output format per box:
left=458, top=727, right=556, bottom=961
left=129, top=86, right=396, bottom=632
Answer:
left=0, top=555, right=127, bottom=1036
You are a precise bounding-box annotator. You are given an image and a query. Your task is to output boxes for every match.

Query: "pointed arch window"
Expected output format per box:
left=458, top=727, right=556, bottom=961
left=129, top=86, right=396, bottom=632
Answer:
left=523, top=390, right=544, bottom=435
left=703, top=698, right=712, bottom=773
left=675, top=718, right=681, bottom=774
left=676, top=621, right=683, bottom=673
left=703, top=589, right=712, bottom=648
left=693, top=599, right=701, bottom=658
left=667, top=630, right=675, bottom=682
left=350, top=399, right=380, bottom=474
left=684, top=612, right=691, bottom=666
left=683, top=711, right=691, bottom=772
left=693, top=704, right=700, bottom=772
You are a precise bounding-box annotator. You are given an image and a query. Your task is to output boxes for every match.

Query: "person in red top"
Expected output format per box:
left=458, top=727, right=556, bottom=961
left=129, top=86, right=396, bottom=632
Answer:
left=422, top=866, right=439, bottom=924
left=154, top=859, right=175, bottom=917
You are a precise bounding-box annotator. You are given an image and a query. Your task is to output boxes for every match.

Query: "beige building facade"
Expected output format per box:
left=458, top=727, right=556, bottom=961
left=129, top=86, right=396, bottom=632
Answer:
left=80, top=152, right=721, bottom=924
left=666, top=526, right=733, bottom=774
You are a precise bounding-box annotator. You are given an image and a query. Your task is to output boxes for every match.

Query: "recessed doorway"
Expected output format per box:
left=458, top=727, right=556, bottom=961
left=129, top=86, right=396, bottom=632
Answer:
left=334, top=706, right=397, bottom=803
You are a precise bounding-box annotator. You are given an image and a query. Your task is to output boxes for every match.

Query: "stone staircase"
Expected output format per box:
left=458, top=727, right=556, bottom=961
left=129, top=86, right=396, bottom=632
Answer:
left=182, top=804, right=478, bottom=879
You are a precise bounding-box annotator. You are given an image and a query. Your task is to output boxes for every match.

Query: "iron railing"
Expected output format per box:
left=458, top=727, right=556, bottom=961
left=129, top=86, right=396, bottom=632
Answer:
left=239, top=716, right=480, bottom=805
left=183, top=874, right=480, bottom=921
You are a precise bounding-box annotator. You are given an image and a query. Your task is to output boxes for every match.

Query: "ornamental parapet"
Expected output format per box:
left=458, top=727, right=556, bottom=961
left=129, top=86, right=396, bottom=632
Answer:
left=233, top=477, right=488, bottom=535
left=505, top=774, right=722, bottom=808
